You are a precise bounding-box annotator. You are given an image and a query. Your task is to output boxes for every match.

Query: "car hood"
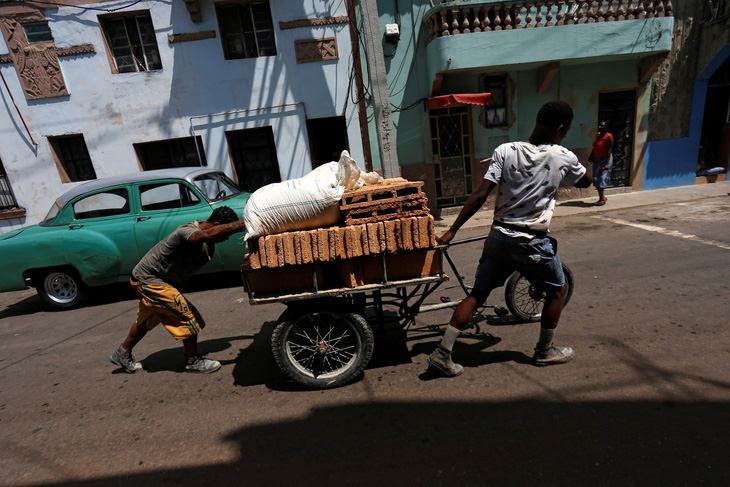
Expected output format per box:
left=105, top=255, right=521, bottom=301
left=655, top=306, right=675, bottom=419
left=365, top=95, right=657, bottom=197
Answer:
left=0, top=225, right=38, bottom=241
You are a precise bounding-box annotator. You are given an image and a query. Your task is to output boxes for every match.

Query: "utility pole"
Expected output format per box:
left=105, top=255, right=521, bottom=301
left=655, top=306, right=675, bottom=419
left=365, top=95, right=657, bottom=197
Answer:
left=358, top=0, right=400, bottom=178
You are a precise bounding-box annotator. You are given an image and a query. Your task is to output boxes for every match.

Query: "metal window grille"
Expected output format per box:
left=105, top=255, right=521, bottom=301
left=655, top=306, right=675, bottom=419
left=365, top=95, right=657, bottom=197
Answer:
left=218, top=2, right=276, bottom=60
left=430, top=106, right=473, bottom=208
left=0, top=159, right=20, bottom=210
left=483, top=75, right=508, bottom=127
left=102, top=14, right=162, bottom=73
left=136, top=136, right=207, bottom=171
left=227, top=127, right=281, bottom=192
left=50, top=135, right=97, bottom=182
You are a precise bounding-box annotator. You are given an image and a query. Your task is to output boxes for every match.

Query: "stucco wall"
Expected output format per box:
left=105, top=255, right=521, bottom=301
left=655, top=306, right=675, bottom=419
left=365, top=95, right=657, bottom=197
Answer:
left=0, top=0, right=363, bottom=231
left=370, top=0, right=670, bottom=198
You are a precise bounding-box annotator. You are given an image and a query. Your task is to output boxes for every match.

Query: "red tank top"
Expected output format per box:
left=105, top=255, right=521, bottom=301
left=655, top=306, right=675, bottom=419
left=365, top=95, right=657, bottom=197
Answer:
left=593, top=132, right=612, bottom=157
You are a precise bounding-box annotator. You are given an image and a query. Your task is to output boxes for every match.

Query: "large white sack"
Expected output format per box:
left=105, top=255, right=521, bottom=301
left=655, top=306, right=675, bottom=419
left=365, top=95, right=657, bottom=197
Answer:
left=301, top=150, right=383, bottom=189
left=244, top=150, right=383, bottom=239
left=243, top=178, right=344, bottom=239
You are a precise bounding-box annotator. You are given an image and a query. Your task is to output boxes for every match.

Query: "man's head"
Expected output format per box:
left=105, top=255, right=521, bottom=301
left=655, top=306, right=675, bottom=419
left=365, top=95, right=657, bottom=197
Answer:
left=536, top=100, right=574, bottom=144
left=207, top=206, right=238, bottom=225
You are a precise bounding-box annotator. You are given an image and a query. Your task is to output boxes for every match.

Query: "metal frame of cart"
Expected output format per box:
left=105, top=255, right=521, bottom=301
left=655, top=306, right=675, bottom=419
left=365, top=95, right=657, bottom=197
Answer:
left=240, top=236, right=573, bottom=389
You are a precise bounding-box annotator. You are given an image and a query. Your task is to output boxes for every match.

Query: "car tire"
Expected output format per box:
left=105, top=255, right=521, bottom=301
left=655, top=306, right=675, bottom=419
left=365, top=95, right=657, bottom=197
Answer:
left=36, top=269, right=87, bottom=309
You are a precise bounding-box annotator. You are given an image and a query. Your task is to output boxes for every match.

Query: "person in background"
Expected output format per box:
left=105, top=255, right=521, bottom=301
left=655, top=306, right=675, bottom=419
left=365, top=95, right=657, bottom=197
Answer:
left=427, top=100, right=592, bottom=377
left=109, top=207, right=246, bottom=374
left=589, top=120, right=614, bottom=206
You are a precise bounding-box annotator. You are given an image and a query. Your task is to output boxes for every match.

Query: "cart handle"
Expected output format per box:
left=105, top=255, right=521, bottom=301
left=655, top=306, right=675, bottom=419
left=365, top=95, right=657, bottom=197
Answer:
left=434, top=234, right=488, bottom=249
left=435, top=235, right=488, bottom=296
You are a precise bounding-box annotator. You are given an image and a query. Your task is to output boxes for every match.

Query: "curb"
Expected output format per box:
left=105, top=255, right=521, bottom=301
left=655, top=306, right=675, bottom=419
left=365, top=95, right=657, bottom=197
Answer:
left=434, top=181, right=730, bottom=231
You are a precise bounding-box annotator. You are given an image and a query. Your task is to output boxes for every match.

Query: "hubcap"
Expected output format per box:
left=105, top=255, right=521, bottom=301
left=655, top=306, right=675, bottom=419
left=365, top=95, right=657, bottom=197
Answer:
left=44, top=272, right=78, bottom=304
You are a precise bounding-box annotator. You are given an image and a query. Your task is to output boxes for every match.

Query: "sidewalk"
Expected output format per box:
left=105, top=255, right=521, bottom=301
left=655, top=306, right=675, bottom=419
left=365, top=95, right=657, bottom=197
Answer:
left=434, top=181, right=730, bottom=230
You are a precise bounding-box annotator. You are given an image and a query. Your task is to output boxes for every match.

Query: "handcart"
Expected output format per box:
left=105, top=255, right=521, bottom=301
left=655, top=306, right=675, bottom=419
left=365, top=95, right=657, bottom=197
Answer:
left=241, top=235, right=573, bottom=389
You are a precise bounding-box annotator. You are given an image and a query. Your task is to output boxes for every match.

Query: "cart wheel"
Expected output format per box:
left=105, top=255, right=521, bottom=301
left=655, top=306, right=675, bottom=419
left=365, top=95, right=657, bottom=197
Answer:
left=504, top=264, right=574, bottom=323
left=271, top=309, right=374, bottom=389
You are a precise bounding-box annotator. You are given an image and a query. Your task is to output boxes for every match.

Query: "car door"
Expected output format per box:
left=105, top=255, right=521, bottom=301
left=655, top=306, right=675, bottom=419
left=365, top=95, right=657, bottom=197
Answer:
left=64, top=186, right=140, bottom=286
left=132, top=180, right=227, bottom=272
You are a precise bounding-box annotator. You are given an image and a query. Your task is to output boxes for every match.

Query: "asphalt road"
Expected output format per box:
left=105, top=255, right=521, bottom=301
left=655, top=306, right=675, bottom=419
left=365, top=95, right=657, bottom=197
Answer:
left=1, top=195, right=729, bottom=486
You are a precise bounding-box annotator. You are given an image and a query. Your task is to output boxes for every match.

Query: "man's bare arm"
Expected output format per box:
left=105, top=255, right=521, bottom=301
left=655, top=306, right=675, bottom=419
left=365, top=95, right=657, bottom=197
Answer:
left=438, top=179, right=496, bottom=245
left=189, top=219, right=247, bottom=244
left=574, top=174, right=592, bottom=188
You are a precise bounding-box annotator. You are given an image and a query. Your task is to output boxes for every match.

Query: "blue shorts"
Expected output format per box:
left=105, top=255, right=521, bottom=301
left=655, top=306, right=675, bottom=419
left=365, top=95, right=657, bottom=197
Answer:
left=472, top=228, right=565, bottom=295
left=592, top=154, right=613, bottom=188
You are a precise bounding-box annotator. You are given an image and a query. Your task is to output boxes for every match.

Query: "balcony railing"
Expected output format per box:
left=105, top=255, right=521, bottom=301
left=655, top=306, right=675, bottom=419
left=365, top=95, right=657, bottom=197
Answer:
left=426, top=1, right=673, bottom=42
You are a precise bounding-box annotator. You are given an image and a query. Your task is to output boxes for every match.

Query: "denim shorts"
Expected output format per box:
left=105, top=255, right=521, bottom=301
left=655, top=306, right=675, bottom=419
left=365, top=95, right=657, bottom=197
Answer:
left=592, top=154, right=613, bottom=189
left=472, top=227, right=565, bottom=294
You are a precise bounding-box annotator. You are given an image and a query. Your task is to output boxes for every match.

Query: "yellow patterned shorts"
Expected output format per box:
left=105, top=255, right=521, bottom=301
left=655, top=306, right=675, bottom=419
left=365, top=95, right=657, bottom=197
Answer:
left=130, top=279, right=206, bottom=341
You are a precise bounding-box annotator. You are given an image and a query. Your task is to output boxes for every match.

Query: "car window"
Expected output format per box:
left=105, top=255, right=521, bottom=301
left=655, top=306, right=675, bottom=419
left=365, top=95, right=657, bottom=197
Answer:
left=139, top=182, right=201, bottom=211
left=41, top=199, right=62, bottom=224
left=193, top=172, right=244, bottom=201
left=73, top=188, right=130, bottom=220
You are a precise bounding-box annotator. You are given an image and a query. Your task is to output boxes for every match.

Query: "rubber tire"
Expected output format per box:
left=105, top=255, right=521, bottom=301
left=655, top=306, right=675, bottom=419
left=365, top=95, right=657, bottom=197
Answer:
left=504, top=264, right=574, bottom=323
left=271, top=309, right=374, bottom=389
left=36, top=269, right=87, bottom=310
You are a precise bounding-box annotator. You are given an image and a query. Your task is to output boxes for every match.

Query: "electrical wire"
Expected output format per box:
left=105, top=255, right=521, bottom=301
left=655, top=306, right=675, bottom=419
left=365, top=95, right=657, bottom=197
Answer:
left=18, top=0, right=145, bottom=13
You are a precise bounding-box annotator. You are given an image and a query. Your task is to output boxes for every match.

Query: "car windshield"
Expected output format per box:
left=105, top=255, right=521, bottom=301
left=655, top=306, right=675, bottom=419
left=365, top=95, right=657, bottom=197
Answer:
left=193, top=172, right=245, bottom=202
left=41, top=199, right=62, bottom=224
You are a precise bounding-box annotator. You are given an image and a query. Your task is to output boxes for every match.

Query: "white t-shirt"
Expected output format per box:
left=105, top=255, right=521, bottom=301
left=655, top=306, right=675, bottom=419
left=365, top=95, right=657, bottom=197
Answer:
left=485, top=142, right=586, bottom=236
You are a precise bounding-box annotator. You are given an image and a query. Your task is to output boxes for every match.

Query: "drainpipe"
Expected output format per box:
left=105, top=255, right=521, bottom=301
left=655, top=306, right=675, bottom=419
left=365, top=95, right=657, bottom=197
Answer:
left=189, top=102, right=307, bottom=167
left=0, top=70, right=37, bottom=147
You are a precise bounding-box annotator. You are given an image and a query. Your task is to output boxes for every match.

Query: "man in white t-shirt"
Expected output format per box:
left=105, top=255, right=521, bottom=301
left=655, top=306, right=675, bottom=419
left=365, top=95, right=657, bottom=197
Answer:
left=428, top=100, right=592, bottom=377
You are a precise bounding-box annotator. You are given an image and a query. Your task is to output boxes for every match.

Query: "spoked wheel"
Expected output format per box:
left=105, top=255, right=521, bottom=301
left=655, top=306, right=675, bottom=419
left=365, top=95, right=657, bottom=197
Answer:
left=271, top=308, right=374, bottom=389
left=36, top=269, right=87, bottom=309
left=504, top=264, right=574, bottom=323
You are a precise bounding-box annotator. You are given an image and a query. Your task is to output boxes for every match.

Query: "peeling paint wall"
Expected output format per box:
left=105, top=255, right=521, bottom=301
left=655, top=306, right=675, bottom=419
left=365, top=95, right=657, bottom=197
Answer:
left=0, top=0, right=364, bottom=232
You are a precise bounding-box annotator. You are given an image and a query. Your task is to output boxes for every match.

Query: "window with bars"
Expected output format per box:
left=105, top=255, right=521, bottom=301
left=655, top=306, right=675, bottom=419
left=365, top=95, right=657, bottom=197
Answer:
left=0, top=158, right=20, bottom=211
left=226, top=127, right=281, bottom=192
left=216, top=1, right=276, bottom=60
left=22, top=22, right=54, bottom=43
left=430, top=106, right=473, bottom=208
left=99, top=13, right=162, bottom=73
left=135, top=136, right=207, bottom=171
left=49, top=135, right=97, bottom=182
left=483, top=75, right=508, bottom=128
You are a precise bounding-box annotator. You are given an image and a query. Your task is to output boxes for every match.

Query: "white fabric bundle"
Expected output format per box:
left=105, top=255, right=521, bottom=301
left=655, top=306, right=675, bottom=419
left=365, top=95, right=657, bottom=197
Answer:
left=243, top=151, right=382, bottom=239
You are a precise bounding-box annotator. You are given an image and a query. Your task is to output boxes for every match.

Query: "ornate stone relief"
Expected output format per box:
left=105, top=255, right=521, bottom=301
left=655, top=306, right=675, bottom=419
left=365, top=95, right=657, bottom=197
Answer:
left=294, top=37, right=338, bottom=64
left=0, top=13, right=68, bottom=100
left=168, top=31, right=216, bottom=44
left=279, top=16, right=349, bottom=30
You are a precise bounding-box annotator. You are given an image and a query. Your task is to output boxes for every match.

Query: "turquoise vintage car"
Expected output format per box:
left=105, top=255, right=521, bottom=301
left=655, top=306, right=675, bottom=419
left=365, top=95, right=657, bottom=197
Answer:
left=0, top=168, right=250, bottom=309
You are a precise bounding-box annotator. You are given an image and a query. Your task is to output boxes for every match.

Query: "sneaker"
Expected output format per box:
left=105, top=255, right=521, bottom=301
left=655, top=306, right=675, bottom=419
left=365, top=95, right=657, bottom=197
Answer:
left=109, top=346, right=143, bottom=373
left=532, top=344, right=575, bottom=366
left=185, top=355, right=221, bottom=374
left=427, top=346, right=464, bottom=377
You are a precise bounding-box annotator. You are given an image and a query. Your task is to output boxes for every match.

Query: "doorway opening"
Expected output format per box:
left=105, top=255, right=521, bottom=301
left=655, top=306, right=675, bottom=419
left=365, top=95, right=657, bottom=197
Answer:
left=598, top=91, right=636, bottom=187
left=307, top=116, right=349, bottom=169
left=699, top=59, right=730, bottom=174
left=430, top=105, right=474, bottom=208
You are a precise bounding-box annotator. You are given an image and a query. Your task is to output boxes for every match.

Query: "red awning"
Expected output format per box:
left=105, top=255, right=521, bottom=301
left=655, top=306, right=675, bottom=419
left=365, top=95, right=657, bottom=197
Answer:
left=426, top=93, right=492, bottom=109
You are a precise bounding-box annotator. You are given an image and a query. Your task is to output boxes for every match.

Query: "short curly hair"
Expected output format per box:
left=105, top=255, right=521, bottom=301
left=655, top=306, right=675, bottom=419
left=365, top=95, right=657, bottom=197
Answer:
left=207, top=206, right=238, bottom=224
left=536, top=100, right=574, bottom=130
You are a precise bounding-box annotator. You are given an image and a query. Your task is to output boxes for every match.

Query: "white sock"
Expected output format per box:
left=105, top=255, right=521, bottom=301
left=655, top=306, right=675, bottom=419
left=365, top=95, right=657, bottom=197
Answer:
left=538, top=327, right=555, bottom=349
left=440, top=325, right=461, bottom=352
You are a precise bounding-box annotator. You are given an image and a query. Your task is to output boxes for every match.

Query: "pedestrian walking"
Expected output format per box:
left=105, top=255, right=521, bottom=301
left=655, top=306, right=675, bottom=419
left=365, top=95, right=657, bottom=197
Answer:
left=109, top=206, right=246, bottom=374
left=428, top=100, right=592, bottom=377
left=589, top=120, right=614, bottom=206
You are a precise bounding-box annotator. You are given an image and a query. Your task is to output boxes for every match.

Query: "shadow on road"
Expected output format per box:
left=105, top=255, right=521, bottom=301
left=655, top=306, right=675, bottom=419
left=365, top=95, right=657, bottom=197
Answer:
left=0, top=272, right=244, bottom=319
left=42, top=399, right=730, bottom=486
left=558, top=200, right=596, bottom=208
